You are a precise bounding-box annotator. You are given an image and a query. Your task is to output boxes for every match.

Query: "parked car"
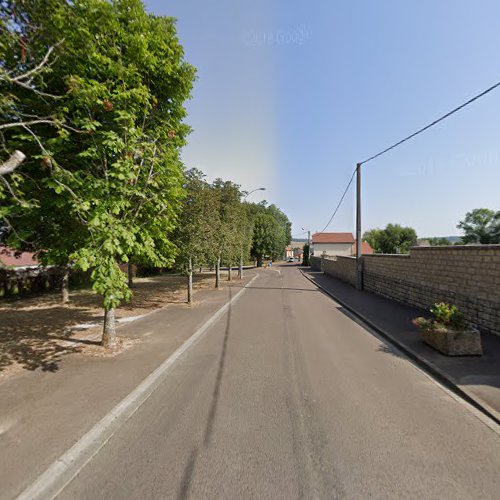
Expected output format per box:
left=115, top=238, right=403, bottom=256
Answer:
left=287, top=257, right=294, bottom=262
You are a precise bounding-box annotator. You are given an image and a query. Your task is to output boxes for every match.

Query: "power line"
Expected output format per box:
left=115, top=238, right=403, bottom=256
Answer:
left=360, top=78, right=500, bottom=165
left=318, top=78, right=500, bottom=233
left=319, top=169, right=356, bottom=233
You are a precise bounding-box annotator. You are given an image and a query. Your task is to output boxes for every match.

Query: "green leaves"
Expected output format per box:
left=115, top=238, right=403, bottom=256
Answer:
left=1, top=0, right=194, bottom=315
left=457, top=208, right=500, bottom=244
left=250, top=204, right=291, bottom=261
left=363, top=224, right=417, bottom=254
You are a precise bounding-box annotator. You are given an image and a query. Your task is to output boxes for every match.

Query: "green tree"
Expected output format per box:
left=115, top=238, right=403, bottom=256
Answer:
left=173, top=169, right=218, bottom=302
left=251, top=213, right=279, bottom=266
left=211, top=179, right=244, bottom=287
left=238, top=201, right=255, bottom=277
left=1, top=0, right=195, bottom=347
left=363, top=224, right=417, bottom=254
left=428, top=237, right=451, bottom=246
left=0, top=1, right=72, bottom=273
left=249, top=203, right=291, bottom=264
left=457, top=208, right=500, bottom=244
left=266, top=204, right=292, bottom=258
left=302, top=243, right=310, bottom=266
left=362, top=229, right=383, bottom=253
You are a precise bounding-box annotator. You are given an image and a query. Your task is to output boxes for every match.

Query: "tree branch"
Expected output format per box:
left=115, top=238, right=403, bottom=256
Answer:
left=9, top=45, right=58, bottom=82
left=0, top=119, right=57, bottom=131
left=0, top=150, right=26, bottom=175
left=0, top=43, right=65, bottom=99
left=0, top=119, right=85, bottom=134
left=10, top=79, right=63, bottom=99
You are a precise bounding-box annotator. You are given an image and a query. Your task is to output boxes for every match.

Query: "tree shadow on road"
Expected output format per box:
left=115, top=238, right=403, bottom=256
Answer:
left=177, top=287, right=234, bottom=499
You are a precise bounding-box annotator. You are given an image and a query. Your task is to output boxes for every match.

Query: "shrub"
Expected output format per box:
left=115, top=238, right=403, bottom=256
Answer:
left=413, top=302, right=467, bottom=332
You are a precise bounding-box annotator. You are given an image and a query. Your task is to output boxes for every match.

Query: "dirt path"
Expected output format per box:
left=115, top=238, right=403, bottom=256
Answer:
left=0, top=272, right=223, bottom=381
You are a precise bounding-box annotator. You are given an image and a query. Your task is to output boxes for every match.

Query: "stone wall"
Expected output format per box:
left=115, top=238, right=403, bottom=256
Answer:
left=323, top=256, right=357, bottom=287
left=362, top=246, right=500, bottom=335
left=310, top=256, right=322, bottom=271
left=310, top=255, right=357, bottom=287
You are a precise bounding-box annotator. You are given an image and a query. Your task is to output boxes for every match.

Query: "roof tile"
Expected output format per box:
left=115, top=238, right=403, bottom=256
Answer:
left=312, top=232, right=355, bottom=244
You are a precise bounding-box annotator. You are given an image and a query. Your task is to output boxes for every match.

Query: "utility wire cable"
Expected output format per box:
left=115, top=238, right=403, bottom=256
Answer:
left=319, top=78, right=500, bottom=233
left=319, top=169, right=356, bottom=233
left=360, top=79, right=500, bottom=165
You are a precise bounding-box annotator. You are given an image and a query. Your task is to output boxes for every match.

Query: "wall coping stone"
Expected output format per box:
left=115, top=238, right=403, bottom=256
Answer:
left=410, top=244, right=500, bottom=252
left=364, top=254, right=410, bottom=258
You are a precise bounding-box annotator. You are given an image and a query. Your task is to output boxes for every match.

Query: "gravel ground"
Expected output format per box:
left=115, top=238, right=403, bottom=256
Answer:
left=0, top=272, right=225, bottom=381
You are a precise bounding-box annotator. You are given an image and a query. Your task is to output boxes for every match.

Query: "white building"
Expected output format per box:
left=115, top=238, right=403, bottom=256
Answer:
left=311, top=232, right=373, bottom=257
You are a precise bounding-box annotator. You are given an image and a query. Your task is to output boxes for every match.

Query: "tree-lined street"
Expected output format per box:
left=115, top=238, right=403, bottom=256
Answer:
left=2, top=3, right=500, bottom=499
left=10, top=265, right=498, bottom=499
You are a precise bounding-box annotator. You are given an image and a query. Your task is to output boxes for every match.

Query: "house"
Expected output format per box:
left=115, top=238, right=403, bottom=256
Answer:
left=0, top=245, right=39, bottom=268
left=311, top=232, right=355, bottom=256
left=285, top=241, right=306, bottom=260
left=311, top=233, right=373, bottom=257
left=293, top=248, right=303, bottom=261
left=285, top=244, right=304, bottom=261
left=354, top=240, right=374, bottom=255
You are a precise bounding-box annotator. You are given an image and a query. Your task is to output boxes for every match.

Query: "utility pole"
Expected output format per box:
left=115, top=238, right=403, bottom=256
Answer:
left=355, top=162, right=362, bottom=289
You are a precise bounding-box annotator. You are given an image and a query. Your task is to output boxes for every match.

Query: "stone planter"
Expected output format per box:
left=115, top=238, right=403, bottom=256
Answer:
left=422, top=328, right=482, bottom=356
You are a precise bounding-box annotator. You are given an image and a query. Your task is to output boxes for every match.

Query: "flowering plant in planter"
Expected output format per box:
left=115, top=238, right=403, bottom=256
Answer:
left=413, top=302, right=466, bottom=332
left=413, top=303, right=482, bottom=356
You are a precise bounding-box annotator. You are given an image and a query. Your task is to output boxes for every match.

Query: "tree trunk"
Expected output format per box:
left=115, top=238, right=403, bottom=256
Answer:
left=61, top=267, right=69, bottom=304
left=215, top=256, right=220, bottom=289
left=228, top=263, right=232, bottom=281
left=127, top=262, right=133, bottom=287
left=187, top=257, right=193, bottom=304
left=102, top=307, right=117, bottom=349
left=238, top=254, right=243, bottom=279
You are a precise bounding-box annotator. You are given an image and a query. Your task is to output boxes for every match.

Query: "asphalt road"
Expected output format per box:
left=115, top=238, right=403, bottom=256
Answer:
left=56, top=265, right=500, bottom=499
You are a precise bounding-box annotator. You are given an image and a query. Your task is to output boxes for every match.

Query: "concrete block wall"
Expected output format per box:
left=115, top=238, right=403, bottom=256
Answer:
left=323, top=256, right=357, bottom=287
left=310, top=255, right=357, bottom=287
left=310, top=256, right=322, bottom=271
left=363, top=245, right=500, bottom=335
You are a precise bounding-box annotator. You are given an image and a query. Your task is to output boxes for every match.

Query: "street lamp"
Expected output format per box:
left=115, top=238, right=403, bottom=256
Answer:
left=240, top=187, right=266, bottom=278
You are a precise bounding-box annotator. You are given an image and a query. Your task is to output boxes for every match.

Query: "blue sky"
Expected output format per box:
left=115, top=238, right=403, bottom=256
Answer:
left=145, top=0, right=500, bottom=238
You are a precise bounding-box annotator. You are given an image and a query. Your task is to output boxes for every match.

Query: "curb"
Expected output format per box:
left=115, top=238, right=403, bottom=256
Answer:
left=300, top=268, right=500, bottom=427
left=17, top=274, right=260, bottom=500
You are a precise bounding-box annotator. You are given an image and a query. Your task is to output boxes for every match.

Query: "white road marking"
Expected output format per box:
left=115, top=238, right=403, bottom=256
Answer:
left=16, top=274, right=259, bottom=500
left=71, top=323, right=98, bottom=330
left=117, top=315, right=145, bottom=324
left=72, top=315, right=145, bottom=332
